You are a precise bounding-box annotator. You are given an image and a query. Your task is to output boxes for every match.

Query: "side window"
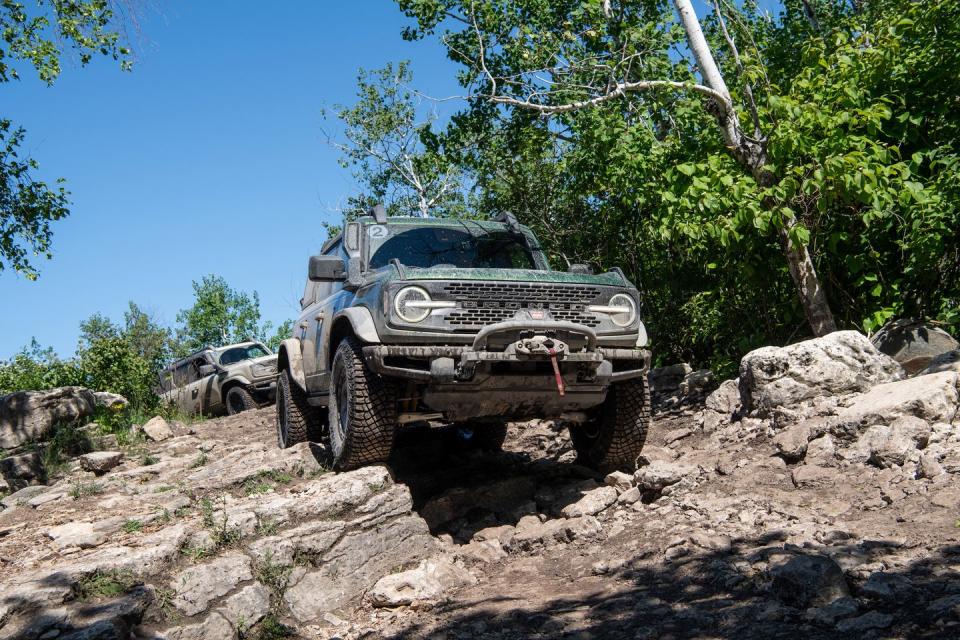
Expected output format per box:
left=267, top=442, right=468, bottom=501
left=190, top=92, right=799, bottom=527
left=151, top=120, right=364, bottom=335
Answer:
left=301, top=281, right=318, bottom=310
left=186, top=358, right=205, bottom=384
left=173, top=363, right=192, bottom=387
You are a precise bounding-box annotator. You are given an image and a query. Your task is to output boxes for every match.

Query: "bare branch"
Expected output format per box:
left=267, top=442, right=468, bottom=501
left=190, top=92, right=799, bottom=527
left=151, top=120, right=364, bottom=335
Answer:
left=488, top=80, right=732, bottom=116
left=712, top=0, right=762, bottom=137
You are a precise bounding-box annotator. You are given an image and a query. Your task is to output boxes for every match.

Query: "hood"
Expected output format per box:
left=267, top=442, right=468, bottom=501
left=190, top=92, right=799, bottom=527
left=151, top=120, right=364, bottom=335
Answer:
left=397, top=266, right=629, bottom=287
left=222, top=353, right=277, bottom=371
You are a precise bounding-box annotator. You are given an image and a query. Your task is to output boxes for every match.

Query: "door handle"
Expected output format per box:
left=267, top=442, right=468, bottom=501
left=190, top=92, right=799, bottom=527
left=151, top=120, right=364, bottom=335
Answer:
left=192, top=389, right=198, bottom=398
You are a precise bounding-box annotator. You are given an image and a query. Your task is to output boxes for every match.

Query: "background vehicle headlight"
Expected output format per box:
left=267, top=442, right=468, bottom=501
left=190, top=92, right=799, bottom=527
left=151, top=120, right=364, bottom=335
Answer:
left=394, top=286, right=432, bottom=323
left=251, top=362, right=276, bottom=377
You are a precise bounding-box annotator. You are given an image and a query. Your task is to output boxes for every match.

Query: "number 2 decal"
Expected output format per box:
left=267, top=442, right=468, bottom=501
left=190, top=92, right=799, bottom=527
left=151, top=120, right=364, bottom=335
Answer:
left=369, top=225, right=389, bottom=239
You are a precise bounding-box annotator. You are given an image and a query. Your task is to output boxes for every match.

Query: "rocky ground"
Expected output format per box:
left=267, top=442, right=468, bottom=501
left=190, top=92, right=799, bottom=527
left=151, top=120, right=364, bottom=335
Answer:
left=1, top=330, right=959, bottom=639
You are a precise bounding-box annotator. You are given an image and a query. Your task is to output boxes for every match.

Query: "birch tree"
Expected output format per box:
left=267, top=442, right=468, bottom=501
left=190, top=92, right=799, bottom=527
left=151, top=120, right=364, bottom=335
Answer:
left=329, top=62, right=471, bottom=218
left=399, top=0, right=838, bottom=335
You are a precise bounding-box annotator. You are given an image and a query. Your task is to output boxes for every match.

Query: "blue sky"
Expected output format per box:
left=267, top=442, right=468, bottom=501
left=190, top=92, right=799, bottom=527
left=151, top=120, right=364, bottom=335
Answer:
left=1, top=0, right=463, bottom=358
left=2, top=1, right=784, bottom=360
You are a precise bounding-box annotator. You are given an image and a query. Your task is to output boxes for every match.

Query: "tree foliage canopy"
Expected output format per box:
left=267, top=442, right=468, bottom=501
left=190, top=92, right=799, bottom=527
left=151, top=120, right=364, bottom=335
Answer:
left=389, top=0, right=960, bottom=374
left=329, top=61, right=473, bottom=219
left=174, top=275, right=279, bottom=357
left=0, top=0, right=131, bottom=278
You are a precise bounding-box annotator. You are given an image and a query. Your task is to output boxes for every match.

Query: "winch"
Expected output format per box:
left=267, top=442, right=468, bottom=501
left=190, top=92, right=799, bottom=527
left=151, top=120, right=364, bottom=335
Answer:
left=515, top=335, right=568, bottom=396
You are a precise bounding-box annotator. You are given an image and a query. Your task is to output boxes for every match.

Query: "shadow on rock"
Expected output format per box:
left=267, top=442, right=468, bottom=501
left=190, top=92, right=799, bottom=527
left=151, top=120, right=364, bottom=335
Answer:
left=388, top=421, right=604, bottom=541
left=383, top=534, right=960, bottom=639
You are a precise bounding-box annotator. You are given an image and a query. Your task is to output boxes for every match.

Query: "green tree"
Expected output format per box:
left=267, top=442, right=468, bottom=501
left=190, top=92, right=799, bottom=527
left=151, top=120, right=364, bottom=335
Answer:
left=77, top=335, right=155, bottom=409
left=175, top=275, right=271, bottom=356
left=0, top=339, right=82, bottom=393
left=397, top=0, right=960, bottom=368
left=266, top=319, right=293, bottom=352
left=0, top=0, right=131, bottom=278
left=122, top=302, right=173, bottom=370
left=329, top=61, right=473, bottom=218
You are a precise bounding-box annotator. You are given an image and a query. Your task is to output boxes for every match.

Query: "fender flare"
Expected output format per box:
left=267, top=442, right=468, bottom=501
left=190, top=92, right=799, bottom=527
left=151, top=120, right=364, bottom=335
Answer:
left=278, top=338, right=308, bottom=390
left=334, top=307, right=381, bottom=344
left=221, top=375, right=253, bottom=388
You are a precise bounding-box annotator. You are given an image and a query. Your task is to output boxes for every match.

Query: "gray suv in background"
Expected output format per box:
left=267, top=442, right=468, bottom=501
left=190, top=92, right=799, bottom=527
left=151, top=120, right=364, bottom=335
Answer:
left=158, top=341, right=278, bottom=416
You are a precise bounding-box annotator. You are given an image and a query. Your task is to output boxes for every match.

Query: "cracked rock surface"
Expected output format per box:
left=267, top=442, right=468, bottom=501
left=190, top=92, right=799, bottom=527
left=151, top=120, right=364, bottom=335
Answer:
left=1, top=332, right=959, bottom=639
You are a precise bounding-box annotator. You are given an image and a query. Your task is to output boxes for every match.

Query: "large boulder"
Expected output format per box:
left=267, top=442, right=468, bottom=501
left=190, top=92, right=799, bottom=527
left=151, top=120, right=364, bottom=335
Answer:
left=649, top=363, right=692, bottom=394
left=768, top=552, right=850, bottom=609
left=921, top=349, right=960, bottom=376
left=0, top=387, right=100, bottom=450
left=368, top=558, right=477, bottom=608
left=871, top=319, right=958, bottom=374
left=0, top=387, right=126, bottom=452
left=701, top=379, right=741, bottom=432
left=738, top=331, right=903, bottom=414
left=838, top=371, right=958, bottom=426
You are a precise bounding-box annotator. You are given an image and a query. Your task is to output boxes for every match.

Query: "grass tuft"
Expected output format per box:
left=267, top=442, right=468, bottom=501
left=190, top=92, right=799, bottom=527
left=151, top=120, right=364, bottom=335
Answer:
left=122, top=519, right=143, bottom=533
left=74, top=569, right=138, bottom=600
left=70, top=480, right=104, bottom=500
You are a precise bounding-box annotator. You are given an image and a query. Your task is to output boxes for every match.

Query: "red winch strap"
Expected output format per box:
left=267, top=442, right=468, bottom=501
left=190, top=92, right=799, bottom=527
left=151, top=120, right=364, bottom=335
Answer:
left=548, top=347, right=566, bottom=396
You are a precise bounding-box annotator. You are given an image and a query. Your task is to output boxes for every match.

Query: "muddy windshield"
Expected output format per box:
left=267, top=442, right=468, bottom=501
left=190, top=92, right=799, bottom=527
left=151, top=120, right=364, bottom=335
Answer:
left=218, top=344, right=269, bottom=366
left=367, top=225, right=540, bottom=270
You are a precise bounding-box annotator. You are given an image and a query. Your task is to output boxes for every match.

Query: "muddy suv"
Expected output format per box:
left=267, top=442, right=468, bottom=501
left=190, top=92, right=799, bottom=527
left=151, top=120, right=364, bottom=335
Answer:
left=275, top=207, right=651, bottom=470
left=158, top=341, right=278, bottom=416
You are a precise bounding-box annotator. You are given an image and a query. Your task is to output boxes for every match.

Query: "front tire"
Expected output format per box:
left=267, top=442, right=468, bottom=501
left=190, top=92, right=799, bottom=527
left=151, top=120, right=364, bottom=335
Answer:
left=568, top=376, right=650, bottom=469
left=276, top=370, right=323, bottom=448
left=226, top=386, right=257, bottom=415
left=329, top=337, right=397, bottom=470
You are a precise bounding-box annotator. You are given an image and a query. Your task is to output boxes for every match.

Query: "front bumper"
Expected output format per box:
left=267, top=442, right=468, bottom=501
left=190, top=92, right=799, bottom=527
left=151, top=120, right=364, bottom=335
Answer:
left=249, top=378, right=277, bottom=400
left=361, top=320, right=650, bottom=420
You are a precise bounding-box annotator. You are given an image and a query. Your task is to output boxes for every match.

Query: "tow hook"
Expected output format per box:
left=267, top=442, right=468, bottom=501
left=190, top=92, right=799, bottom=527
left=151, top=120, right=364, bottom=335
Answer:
left=515, top=336, right=567, bottom=396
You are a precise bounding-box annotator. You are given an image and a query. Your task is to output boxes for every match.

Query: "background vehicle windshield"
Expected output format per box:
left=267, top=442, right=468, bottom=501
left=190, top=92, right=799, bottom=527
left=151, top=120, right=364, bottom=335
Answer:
left=219, top=344, right=269, bottom=366
left=368, top=225, right=540, bottom=270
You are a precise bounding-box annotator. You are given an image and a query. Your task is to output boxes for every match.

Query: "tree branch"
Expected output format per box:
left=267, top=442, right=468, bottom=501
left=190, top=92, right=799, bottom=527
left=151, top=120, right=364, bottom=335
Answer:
left=712, top=0, right=762, bottom=138
left=487, top=80, right=733, bottom=116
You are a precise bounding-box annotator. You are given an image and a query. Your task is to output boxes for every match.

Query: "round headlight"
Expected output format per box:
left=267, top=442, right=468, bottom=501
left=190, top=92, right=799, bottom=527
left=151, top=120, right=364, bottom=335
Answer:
left=608, top=293, right=637, bottom=327
left=394, top=286, right=432, bottom=323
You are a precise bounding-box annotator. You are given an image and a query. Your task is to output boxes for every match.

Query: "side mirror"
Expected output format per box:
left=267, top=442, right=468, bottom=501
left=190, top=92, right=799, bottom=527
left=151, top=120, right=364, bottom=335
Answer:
left=198, top=364, right=217, bottom=377
left=568, top=263, right=594, bottom=275
left=308, top=255, right=346, bottom=282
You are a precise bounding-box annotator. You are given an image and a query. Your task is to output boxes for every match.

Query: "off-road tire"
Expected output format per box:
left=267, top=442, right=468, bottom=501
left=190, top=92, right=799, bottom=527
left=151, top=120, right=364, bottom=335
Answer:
left=276, top=369, right=323, bottom=448
left=226, top=386, right=257, bottom=415
left=568, top=376, right=650, bottom=469
left=329, top=337, right=398, bottom=470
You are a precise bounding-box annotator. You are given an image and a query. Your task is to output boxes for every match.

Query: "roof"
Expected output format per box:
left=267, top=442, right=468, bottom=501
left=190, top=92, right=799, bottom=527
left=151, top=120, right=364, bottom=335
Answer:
left=162, top=341, right=262, bottom=370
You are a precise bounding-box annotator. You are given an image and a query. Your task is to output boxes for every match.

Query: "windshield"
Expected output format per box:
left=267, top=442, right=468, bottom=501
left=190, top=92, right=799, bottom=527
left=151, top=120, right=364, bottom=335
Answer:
left=368, top=224, right=540, bottom=270
left=218, top=344, right=269, bottom=366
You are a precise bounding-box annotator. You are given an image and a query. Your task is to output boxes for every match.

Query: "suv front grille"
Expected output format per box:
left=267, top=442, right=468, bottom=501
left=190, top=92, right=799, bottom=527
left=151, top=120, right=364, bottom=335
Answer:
left=441, top=282, right=603, bottom=328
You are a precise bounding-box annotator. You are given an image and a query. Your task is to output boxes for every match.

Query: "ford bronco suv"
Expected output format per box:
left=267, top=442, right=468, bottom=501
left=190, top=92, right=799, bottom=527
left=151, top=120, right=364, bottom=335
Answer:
left=158, top=341, right=278, bottom=416
left=275, top=207, right=651, bottom=470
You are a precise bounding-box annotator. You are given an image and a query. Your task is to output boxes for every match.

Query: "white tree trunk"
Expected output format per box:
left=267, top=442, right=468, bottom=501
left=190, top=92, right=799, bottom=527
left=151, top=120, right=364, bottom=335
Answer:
left=672, top=0, right=837, bottom=337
